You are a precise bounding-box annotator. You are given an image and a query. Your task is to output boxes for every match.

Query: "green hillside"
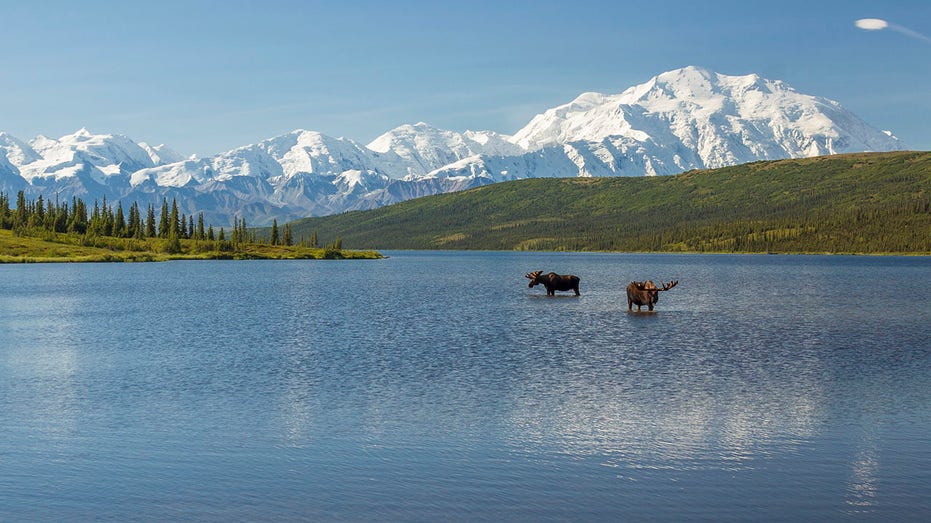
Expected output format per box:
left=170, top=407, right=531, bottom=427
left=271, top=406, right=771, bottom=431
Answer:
left=285, top=151, right=931, bottom=254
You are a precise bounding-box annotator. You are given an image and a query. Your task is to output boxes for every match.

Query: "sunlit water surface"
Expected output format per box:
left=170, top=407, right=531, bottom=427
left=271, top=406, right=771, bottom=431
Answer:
left=1, top=252, right=929, bottom=520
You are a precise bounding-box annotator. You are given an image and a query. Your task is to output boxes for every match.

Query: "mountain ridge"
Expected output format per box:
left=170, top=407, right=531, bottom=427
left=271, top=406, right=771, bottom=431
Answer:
left=0, top=66, right=905, bottom=225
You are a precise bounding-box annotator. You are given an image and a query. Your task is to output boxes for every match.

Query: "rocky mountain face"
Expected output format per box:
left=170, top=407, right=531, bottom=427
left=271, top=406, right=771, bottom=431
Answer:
left=0, top=67, right=903, bottom=225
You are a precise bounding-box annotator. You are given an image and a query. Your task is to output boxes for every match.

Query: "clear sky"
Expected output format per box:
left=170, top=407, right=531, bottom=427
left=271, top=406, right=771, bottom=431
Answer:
left=1, top=0, right=928, bottom=156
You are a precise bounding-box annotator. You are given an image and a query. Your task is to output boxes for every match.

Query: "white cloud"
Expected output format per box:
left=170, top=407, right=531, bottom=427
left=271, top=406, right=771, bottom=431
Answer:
left=855, top=18, right=888, bottom=31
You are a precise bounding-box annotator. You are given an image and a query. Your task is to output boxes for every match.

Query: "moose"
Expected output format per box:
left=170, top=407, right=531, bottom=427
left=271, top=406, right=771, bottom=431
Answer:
left=525, top=270, right=581, bottom=296
left=626, top=280, right=678, bottom=311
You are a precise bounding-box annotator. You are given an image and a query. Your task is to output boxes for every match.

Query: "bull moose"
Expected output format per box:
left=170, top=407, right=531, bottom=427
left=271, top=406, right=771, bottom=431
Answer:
left=626, top=280, right=678, bottom=311
left=525, top=270, right=581, bottom=296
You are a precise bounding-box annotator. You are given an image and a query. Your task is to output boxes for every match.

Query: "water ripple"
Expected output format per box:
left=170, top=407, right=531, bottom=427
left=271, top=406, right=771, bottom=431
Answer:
left=1, top=254, right=929, bottom=520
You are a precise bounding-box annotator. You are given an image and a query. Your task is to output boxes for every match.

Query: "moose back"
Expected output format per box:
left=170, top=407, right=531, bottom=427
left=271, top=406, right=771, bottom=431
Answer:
left=525, top=270, right=581, bottom=296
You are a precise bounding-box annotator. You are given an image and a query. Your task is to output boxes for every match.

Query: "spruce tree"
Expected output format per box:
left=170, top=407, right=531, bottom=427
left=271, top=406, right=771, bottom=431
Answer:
left=0, top=192, right=9, bottom=228
left=146, top=204, right=157, bottom=238
left=283, top=223, right=292, bottom=246
left=100, top=196, right=110, bottom=236
left=114, top=202, right=126, bottom=238
left=169, top=200, right=179, bottom=238
left=34, top=194, right=45, bottom=226
left=88, top=200, right=101, bottom=236
left=126, top=202, right=137, bottom=238
left=131, top=202, right=144, bottom=239
left=169, top=201, right=179, bottom=237
left=0, top=192, right=9, bottom=229
left=55, top=197, right=68, bottom=233
left=159, top=199, right=169, bottom=238
left=42, top=197, right=56, bottom=231
left=15, top=191, right=27, bottom=227
left=166, top=203, right=181, bottom=253
left=69, top=198, right=77, bottom=233
left=270, top=219, right=279, bottom=246
left=96, top=197, right=111, bottom=236
left=70, top=198, right=87, bottom=234
left=197, top=213, right=205, bottom=240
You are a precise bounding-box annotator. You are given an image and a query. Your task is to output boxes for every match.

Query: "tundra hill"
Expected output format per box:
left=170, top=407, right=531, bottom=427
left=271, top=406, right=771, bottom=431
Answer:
left=283, top=151, right=931, bottom=254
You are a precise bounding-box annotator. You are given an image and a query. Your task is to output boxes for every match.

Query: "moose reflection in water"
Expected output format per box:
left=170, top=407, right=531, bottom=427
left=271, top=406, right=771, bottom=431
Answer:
left=626, top=280, right=679, bottom=312
left=525, top=270, right=581, bottom=296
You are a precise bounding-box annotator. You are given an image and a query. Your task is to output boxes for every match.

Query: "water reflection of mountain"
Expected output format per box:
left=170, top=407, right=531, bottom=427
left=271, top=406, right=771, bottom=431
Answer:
left=501, top=326, right=827, bottom=466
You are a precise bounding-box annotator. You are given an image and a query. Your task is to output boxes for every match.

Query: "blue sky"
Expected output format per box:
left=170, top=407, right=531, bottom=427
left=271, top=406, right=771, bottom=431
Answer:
left=1, top=0, right=928, bottom=155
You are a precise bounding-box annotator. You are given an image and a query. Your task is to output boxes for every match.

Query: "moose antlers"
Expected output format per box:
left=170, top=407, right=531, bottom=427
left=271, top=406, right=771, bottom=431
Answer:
left=631, top=280, right=678, bottom=291
left=525, top=270, right=543, bottom=279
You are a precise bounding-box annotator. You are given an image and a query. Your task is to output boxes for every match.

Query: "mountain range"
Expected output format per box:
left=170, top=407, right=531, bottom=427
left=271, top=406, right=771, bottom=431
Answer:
left=0, top=66, right=904, bottom=226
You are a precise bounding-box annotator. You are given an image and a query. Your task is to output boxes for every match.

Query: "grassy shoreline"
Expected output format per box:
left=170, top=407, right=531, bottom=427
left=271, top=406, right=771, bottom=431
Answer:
left=374, top=246, right=929, bottom=256
left=3, top=229, right=925, bottom=262
left=0, top=229, right=382, bottom=263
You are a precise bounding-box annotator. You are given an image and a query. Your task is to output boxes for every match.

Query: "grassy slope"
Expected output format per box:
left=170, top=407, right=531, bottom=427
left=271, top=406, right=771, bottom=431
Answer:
left=285, top=151, right=931, bottom=254
left=0, top=229, right=382, bottom=263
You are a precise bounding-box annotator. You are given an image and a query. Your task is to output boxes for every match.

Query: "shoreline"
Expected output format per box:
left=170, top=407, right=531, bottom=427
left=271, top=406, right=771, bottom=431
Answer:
left=0, top=229, right=382, bottom=263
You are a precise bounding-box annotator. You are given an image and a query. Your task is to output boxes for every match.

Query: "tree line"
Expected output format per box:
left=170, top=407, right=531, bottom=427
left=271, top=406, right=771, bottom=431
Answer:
left=0, top=190, right=313, bottom=251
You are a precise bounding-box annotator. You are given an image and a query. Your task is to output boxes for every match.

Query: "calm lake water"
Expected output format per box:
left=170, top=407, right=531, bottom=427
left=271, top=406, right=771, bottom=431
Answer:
left=1, top=252, right=929, bottom=521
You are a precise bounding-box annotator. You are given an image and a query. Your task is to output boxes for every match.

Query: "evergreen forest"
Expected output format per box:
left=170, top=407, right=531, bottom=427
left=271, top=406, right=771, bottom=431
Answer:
left=0, top=193, right=378, bottom=262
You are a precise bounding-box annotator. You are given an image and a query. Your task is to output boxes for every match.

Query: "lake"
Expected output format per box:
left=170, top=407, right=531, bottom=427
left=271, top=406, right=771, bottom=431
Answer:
left=1, top=252, right=930, bottom=521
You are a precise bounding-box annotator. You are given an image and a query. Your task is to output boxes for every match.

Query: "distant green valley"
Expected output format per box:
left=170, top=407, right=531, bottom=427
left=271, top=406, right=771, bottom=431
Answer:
left=283, top=151, right=931, bottom=254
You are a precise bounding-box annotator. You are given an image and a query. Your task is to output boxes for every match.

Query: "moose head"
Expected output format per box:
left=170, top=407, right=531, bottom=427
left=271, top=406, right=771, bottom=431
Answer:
left=626, top=280, right=678, bottom=311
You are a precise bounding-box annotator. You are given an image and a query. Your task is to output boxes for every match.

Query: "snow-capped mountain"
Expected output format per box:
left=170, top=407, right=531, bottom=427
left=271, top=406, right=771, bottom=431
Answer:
left=509, top=66, right=900, bottom=172
left=367, top=122, right=523, bottom=179
left=0, top=132, right=41, bottom=167
left=0, top=66, right=904, bottom=225
left=24, top=128, right=159, bottom=184
left=139, top=142, right=185, bottom=166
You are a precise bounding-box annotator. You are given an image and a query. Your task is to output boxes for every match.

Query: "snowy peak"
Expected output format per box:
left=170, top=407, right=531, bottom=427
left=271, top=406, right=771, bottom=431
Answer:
left=0, top=131, right=41, bottom=166
left=139, top=142, right=185, bottom=165
left=511, top=66, right=902, bottom=166
left=0, top=129, right=186, bottom=186
left=463, top=129, right=524, bottom=156
left=26, top=129, right=157, bottom=178
left=132, top=129, right=382, bottom=190
left=255, top=129, right=378, bottom=179
left=651, top=65, right=720, bottom=99
left=367, top=122, right=476, bottom=177
left=367, top=122, right=432, bottom=154
left=367, top=122, right=522, bottom=178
